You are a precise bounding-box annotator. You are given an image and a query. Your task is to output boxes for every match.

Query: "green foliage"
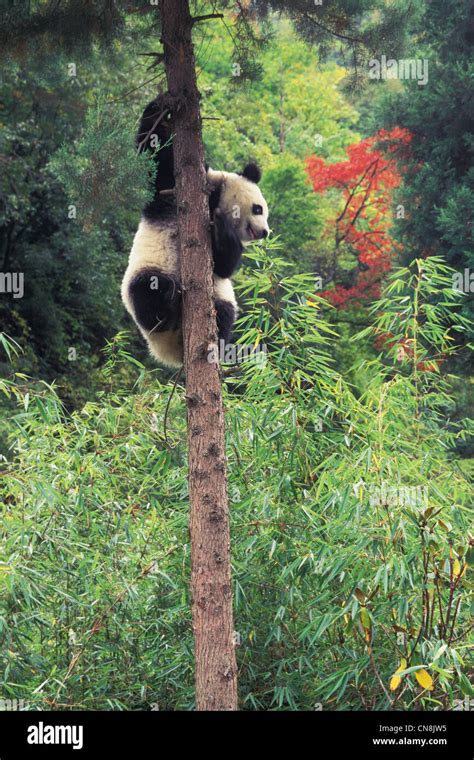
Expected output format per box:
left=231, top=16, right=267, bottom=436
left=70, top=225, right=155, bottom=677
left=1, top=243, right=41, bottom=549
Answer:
left=50, top=103, right=154, bottom=229
left=200, top=23, right=359, bottom=168
left=371, top=0, right=474, bottom=450
left=0, top=53, right=155, bottom=402
left=0, top=0, right=472, bottom=713
left=0, top=0, right=126, bottom=56
left=260, top=156, right=326, bottom=270
left=251, top=0, right=418, bottom=88
left=1, top=249, right=471, bottom=710
left=376, top=0, right=474, bottom=332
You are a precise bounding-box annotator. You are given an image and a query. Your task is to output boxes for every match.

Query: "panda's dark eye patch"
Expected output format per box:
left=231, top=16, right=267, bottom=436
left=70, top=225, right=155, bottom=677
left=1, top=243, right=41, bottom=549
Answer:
left=252, top=204, right=263, bottom=215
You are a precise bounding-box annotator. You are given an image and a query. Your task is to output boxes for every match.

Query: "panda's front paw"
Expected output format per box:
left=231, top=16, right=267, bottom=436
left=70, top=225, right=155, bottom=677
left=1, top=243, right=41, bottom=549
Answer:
left=212, top=207, right=226, bottom=232
left=213, top=208, right=237, bottom=243
left=211, top=208, right=243, bottom=278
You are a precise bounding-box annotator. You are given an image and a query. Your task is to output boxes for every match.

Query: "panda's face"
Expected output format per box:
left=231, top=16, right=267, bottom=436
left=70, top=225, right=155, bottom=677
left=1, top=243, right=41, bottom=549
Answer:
left=208, top=163, right=270, bottom=246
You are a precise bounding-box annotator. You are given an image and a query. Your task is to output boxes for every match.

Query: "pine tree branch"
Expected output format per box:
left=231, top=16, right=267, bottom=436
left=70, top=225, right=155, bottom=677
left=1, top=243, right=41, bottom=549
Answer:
left=299, top=9, right=363, bottom=46
left=192, top=13, right=224, bottom=25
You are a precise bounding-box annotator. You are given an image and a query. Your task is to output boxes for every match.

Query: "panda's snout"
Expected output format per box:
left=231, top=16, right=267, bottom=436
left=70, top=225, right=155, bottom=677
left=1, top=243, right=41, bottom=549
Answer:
left=246, top=221, right=270, bottom=242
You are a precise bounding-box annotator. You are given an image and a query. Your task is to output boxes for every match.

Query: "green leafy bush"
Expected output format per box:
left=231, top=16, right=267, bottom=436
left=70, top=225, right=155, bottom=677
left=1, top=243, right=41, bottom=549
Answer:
left=1, top=247, right=472, bottom=710
left=49, top=103, right=155, bottom=230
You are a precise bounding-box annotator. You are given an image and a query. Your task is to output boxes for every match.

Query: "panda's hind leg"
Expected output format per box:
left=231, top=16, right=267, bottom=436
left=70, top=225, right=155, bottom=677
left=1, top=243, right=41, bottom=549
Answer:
left=129, top=269, right=182, bottom=334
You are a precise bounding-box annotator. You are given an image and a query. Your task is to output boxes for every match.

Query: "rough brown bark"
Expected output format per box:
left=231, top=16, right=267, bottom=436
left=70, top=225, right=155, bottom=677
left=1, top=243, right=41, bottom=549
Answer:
left=159, top=0, right=238, bottom=711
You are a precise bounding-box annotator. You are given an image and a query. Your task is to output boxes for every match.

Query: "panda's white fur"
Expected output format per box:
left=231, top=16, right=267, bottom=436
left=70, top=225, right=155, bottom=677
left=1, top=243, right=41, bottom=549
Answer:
left=121, top=221, right=182, bottom=367
left=206, top=169, right=269, bottom=244
left=121, top=214, right=239, bottom=367
left=121, top=165, right=269, bottom=368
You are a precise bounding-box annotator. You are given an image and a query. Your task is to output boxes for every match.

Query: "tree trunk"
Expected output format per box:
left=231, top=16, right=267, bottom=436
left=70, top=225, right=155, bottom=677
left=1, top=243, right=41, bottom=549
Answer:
left=159, top=0, right=238, bottom=711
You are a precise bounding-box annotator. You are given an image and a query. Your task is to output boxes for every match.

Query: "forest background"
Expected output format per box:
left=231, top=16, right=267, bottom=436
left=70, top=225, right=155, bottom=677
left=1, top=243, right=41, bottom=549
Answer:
left=0, top=0, right=472, bottom=711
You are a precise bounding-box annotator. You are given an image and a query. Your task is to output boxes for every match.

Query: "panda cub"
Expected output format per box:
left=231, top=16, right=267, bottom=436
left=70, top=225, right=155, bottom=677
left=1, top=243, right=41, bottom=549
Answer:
left=121, top=98, right=270, bottom=368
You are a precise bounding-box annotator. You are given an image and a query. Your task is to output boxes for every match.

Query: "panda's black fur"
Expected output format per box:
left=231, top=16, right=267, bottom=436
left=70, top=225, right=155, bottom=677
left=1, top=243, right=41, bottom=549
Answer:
left=121, top=97, right=270, bottom=368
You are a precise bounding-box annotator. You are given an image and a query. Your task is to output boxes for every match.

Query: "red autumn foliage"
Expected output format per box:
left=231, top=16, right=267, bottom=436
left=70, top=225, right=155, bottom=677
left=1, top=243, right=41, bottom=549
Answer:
left=306, top=127, right=412, bottom=308
left=374, top=331, right=441, bottom=372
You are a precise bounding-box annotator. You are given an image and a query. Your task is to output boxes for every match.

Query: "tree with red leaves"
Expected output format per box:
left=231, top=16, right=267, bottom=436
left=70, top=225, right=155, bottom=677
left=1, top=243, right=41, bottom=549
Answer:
left=306, top=127, right=411, bottom=307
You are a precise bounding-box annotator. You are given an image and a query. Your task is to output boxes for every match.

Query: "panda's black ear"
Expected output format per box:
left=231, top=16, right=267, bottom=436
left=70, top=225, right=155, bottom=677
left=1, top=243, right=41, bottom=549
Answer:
left=242, top=163, right=261, bottom=184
